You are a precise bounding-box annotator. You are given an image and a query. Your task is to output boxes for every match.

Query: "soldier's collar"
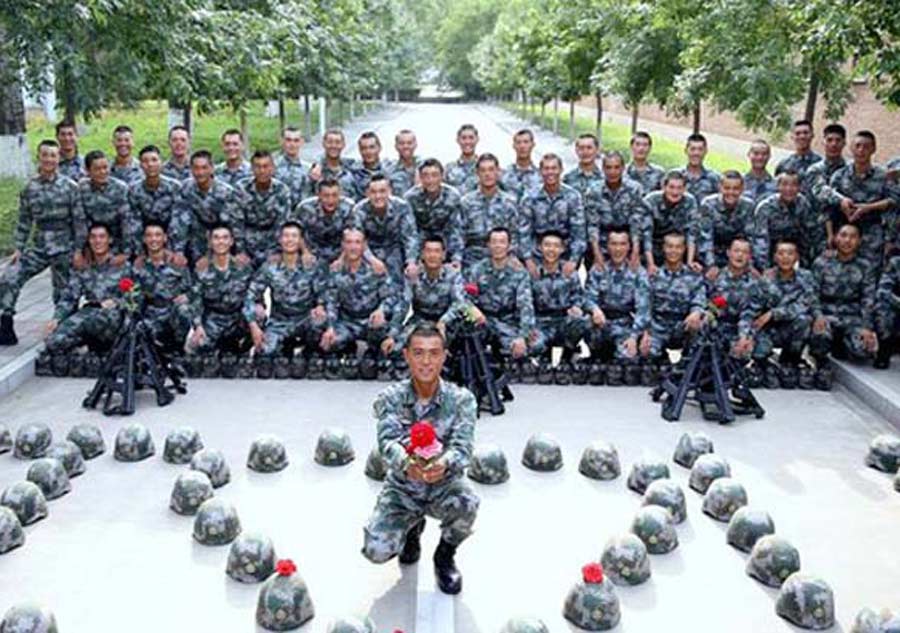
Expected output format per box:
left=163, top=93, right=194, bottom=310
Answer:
left=405, top=378, right=445, bottom=406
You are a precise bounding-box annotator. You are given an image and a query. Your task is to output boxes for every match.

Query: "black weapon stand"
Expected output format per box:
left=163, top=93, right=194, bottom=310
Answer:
left=83, top=316, right=186, bottom=415
left=447, top=327, right=509, bottom=416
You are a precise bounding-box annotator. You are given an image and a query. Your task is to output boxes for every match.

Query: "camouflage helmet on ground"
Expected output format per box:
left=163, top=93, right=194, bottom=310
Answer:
left=467, top=443, right=510, bottom=485
left=626, top=458, right=670, bottom=494
left=0, top=425, right=11, bottom=454
left=727, top=508, right=775, bottom=552
left=314, top=428, right=355, bottom=466
left=895, top=471, right=900, bottom=494
left=673, top=432, right=714, bottom=468
left=600, top=534, right=651, bottom=586
left=0, top=603, right=58, bottom=633
left=0, top=482, right=48, bottom=525
left=702, top=477, right=748, bottom=522
left=689, top=453, right=731, bottom=493
left=776, top=574, right=835, bottom=630
left=256, top=560, right=315, bottom=631
left=0, top=506, right=25, bottom=555
left=170, top=471, right=215, bottom=516
left=851, top=607, right=900, bottom=633
left=191, top=449, right=231, bottom=488
left=325, top=616, right=376, bottom=633
left=499, top=617, right=550, bottom=633
left=578, top=441, right=621, bottom=481
left=46, top=441, right=86, bottom=478
left=248, top=435, right=289, bottom=473
left=193, top=498, right=241, bottom=545
left=114, top=423, right=155, bottom=462
left=562, top=564, right=621, bottom=631
left=66, top=423, right=105, bottom=459
left=643, top=479, right=687, bottom=524
left=630, top=505, right=678, bottom=554
left=747, top=535, right=801, bottom=587
left=26, top=458, right=71, bottom=500
left=364, top=447, right=387, bottom=482
left=227, top=532, right=277, bottom=583
left=163, top=427, right=204, bottom=464
left=866, top=434, right=900, bottom=473
left=13, top=423, right=52, bottom=460
left=521, top=433, right=563, bottom=472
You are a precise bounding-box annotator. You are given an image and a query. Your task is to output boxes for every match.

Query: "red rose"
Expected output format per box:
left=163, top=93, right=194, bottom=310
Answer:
left=118, top=277, right=135, bottom=293
left=582, top=562, right=604, bottom=584
left=711, top=295, right=727, bottom=309
left=409, top=421, right=436, bottom=449
left=275, top=559, right=297, bottom=577
left=464, top=282, right=479, bottom=297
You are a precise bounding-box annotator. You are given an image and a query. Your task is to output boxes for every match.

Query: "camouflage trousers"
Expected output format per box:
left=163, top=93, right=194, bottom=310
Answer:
left=144, top=304, right=192, bottom=352
left=0, top=249, right=71, bottom=314
left=716, top=321, right=751, bottom=360
left=876, top=309, right=898, bottom=341
left=332, top=315, right=389, bottom=353
left=809, top=315, right=873, bottom=360
left=752, top=315, right=812, bottom=360
left=646, top=317, right=697, bottom=359
left=258, top=315, right=326, bottom=357
left=585, top=318, right=639, bottom=360
left=860, top=223, right=885, bottom=274
left=484, top=316, right=534, bottom=356
left=362, top=476, right=480, bottom=564
left=530, top=314, right=587, bottom=356
left=45, top=306, right=123, bottom=353
left=188, top=313, right=251, bottom=354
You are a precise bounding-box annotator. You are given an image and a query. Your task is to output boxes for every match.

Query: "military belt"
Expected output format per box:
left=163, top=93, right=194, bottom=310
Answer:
left=601, top=307, right=632, bottom=320
left=206, top=305, right=240, bottom=316
left=413, top=309, right=445, bottom=321
left=535, top=308, right=569, bottom=317
left=270, top=307, right=313, bottom=320
left=340, top=308, right=376, bottom=319
left=37, top=218, right=71, bottom=232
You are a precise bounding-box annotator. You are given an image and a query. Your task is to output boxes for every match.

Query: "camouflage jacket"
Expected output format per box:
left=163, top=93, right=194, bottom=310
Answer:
left=214, top=161, right=252, bottom=188
left=583, top=262, right=651, bottom=336
left=316, top=158, right=359, bottom=200
left=459, top=189, right=519, bottom=266
left=403, top=184, right=464, bottom=262
left=876, top=257, right=900, bottom=330
left=385, top=157, right=419, bottom=196
left=683, top=166, right=721, bottom=202
left=697, top=194, right=768, bottom=270
left=110, top=158, right=143, bottom=185
left=132, top=252, right=192, bottom=310
left=236, top=178, right=293, bottom=263
left=351, top=160, right=389, bottom=200
left=640, top=191, right=700, bottom=258
left=274, top=154, right=312, bottom=209
left=444, top=157, right=478, bottom=195
left=126, top=176, right=186, bottom=255
left=467, top=257, right=535, bottom=337
left=583, top=178, right=645, bottom=249
left=648, top=264, right=707, bottom=321
left=811, top=253, right=877, bottom=327
left=806, top=157, right=847, bottom=205
left=755, top=193, right=821, bottom=266
left=519, top=184, right=587, bottom=262
left=827, top=164, right=897, bottom=227
left=743, top=171, right=777, bottom=205
left=626, top=162, right=665, bottom=193
left=325, top=259, right=395, bottom=322
left=291, top=195, right=356, bottom=264
left=77, top=177, right=131, bottom=255
left=500, top=162, right=542, bottom=203
left=390, top=265, right=467, bottom=338
left=244, top=258, right=326, bottom=323
left=563, top=166, right=603, bottom=196
left=162, top=159, right=191, bottom=182
left=530, top=264, right=584, bottom=315
left=351, top=196, right=420, bottom=266
left=58, top=155, right=85, bottom=182
left=707, top=268, right=759, bottom=336
left=177, top=179, right=243, bottom=260
left=775, top=151, right=823, bottom=185
left=15, top=173, right=86, bottom=257
left=189, top=256, right=254, bottom=325
left=753, top=268, right=819, bottom=323
left=53, top=257, right=129, bottom=321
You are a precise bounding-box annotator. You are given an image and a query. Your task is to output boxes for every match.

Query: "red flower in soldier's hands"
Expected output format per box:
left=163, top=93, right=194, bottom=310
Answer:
left=582, top=562, right=604, bottom=584
left=464, top=282, right=479, bottom=297
left=711, top=295, right=727, bottom=309
left=276, top=559, right=297, bottom=576
left=409, top=421, right=436, bottom=449
left=118, top=277, right=135, bottom=293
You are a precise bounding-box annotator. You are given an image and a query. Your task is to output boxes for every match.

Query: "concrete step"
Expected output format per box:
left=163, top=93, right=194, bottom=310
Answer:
left=833, top=358, right=900, bottom=429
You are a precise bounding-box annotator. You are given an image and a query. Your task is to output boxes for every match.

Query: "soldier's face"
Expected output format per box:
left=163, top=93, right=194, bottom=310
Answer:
left=222, top=134, right=243, bottom=160
left=282, top=131, right=303, bottom=157
left=89, top=228, right=111, bottom=257
left=404, top=333, right=446, bottom=384
left=252, top=157, right=275, bottom=186
left=720, top=177, right=744, bottom=206
left=663, top=236, right=686, bottom=264
left=575, top=139, right=599, bottom=164
left=602, top=158, right=624, bottom=184
left=191, top=158, right=214, bottom=185
left=38, top=145, right=60, bottom=174
left=540, top=236, right=563, bottom=264
left=113, top=132, right=133, bottom=158
left=143, top=226, right=167, bottom=253
left=323, top=133, right=345, bottom=158
left=342, top=231, right=365, bottom=260
left=607, top=233, right=630, bottom=263
left=685, top=141, right=706, bottom=166
left=777, top=176, right=800, bottom=201
left=540, top=159, right=561, bottom=186
left=210, top=229, right=234, bottom=255
left=630, top=137, right=651, bottom=160
left=477, top=161, right=499, bottom=188
left=318, top=185, right=340, bottom=212
left=358, top=137, right=381, bottom=164
left=457, top=130, right=478, bottom=156
left=280, top=227, right=302, bottom=254
left=395, top=134, right=416, bottom=160
left=367, top=180, right=391, bottom=210
left=169, top=130, right=190, bottom=158
left=774, top=243, right=798, bottom=271
left=89, top=157, right=110, bottom=186
left=792, top=125, right=812, bottom=151
left=663, top=179, right=685, bottom=204
left=835, top=226, right=860, bottom=256
left=727, top=241, right=751, bottom=269
left=513, top=134, right=534, bottom=159
left=823, top=133, right=845, bottom=158
left=851, top=137, right=875, bottom=163
left=488, top=231, right=510, bottom=259
left=56, top=126, right=77, bottom=152
left=419, top=166, right=442, bottom=192
left=140, top=151, right=162, bottom=179
left=748, top=145, right=770, bottom=170
left=421, top=241, right=445, bottom=268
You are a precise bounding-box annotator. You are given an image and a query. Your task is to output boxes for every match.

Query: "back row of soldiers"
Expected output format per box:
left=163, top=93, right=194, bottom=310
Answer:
left=1, top=119, right=898, bottom=374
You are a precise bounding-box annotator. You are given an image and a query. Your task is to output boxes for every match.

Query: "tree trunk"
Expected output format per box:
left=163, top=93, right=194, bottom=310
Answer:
left=239, top=109, right=249, bottom=154
left=595, top=91, right=603, bottom=141
left=278, top=97, right=286, bottom=133
left=541, top=100, right=546, bottom=126
left=568, top=100, right=576, bottom=141
left=349, top=93, right=355, bottom=118
left=303, top=95, right=312, bottom=141
left=805, top=71, right=819, bottom=122
left=692, top=102, right=701, bottom=134
left=630, top=103, right=639, bottom=134
left=553, top=96, right=559, bottom=135
left=0, top=31, right=31, bottom=178
left=60, top=62, right=77, bottom=125
left=184, top=101, right=192, bottom=132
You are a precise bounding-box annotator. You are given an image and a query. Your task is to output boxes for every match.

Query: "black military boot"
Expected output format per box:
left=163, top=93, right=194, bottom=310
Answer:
left=0, top=313, right=18, bottom=346
left=433, top=539, right=463, bottom=595
left=255, top=355, right=273, bottom=379
left=398, top=518, right=425, bottom=565
left=606, top=362, right=624, bottom=386
left=536, top=358, right=554, bottom=384
left=51, top=352, right=69, bottom=377
left=68, top=350, right=86, bottom=378
left=219, top=353, right=238, bottom=378
left=570, top=358, right=588, bottom=385
left=359, top=354, right=378, bottom=380
left=762, top=360, right=781, bottom=389
left=290, top=354, right=308, bottom=379
left=798, top=359, right=816, bottom=390
left=623, top=362, right=642, bottom=386
left=201, top=353, right=220, bottom=378
left=588, top=362, right=606, bottom=386
left=341, top=356, right=360, bottom=380
left=307, top=354, right=325, bottom=379
left=236, top=355, right=256, bottom=378
left=274, top=356, right=291, bottom=379
left=325, top=355, right=342, bottom=380
left=376, top=358, right=393, bottom=381
left=35, top=350, right=53, bottom=376
left=813, top=357, right=833, bottom=391
left=520, top=359, right=538, bottom=384
left=640, top=362, right=659, bottom=387
left=874, top=339, right=893, bottom=370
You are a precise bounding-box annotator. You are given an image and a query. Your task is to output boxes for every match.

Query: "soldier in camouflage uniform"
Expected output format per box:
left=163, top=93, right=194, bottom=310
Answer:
left=386, top=129, right=420, bottom=196
left=467, top=227, right=536, bottom=359
left=404, top=159, right=464, bottom=265
left=307, top=129, right=359, bottom=200
left=44, top=223, right=129, bottom=353
left=444, top=124, right=479, bottom=195
left=236, top=150, right=293, bottom=268
left=109, top=125, right=143, bottom=184
left=528, top=231, right=587, bottom=361
left=874, top=255, right=900, bottom=369
left=186, top=224, right=254, bottom=354
left=274, top=126, right=312, bottom=209
left=810, top=223, right=879, bottom=362
left=0, top=140, right=85, bottom=345
left=77, top=150, right=131, bottom=256
left=351, top=174, right=420, bottom=285
left=292, top=179, right=356, bottom=270
left=743, top=139, right=777, bottom=205
left=774, top=119, right=823, bottom=185
left=127, top=145, right=187, bottom=257
left=320, top=228, right=395, bottom=356
left=627, top=131, right=665, bottom=193
left=755, top=170, right=822, bottom=268
left=583, top=150, right=645, bottom=265
left=583, top=229, right=650, bottom=361
left=214, top=129, right=251, bottom=188
left=519, top=153, right=586, bottom=275
left=697, top=171, right=768, bottom=274
left=351, top=131, right=390, bottom=200
left=640, top=171, right=700, bottom=274
left=363, top=322, right=479, bottom=595
left=706, top=238, right=758, bottom=359
left=683, top=134, right=722, bottom=202
left=459, top=153, right=519, bottom=272
left=805, top=124, right=847, bottom=249
left=639, top=231, right=706, bottom=360
left=563, top=133, right=603, bottom=195
left=245, top=222, right=328, bottom=358
left=132, top=222, right=192, bottom=352
left=500, top=129, right=542, bottom=203
left=162, top=125, right=192, bottom=182
left=56, top=121, right=85, bottom=182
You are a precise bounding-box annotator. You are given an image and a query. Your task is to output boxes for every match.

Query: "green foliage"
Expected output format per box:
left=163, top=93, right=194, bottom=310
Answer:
left=435, top=0, right=502, bottom=97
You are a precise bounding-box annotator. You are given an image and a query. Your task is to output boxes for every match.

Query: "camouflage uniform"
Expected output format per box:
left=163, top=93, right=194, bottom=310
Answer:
left=236, top=178, right=293, bottom=268
left=214, top=160, right=252, bottom=188
left=751, top=268, right=817, bottom=360
left=133, top=252, right=193, bottom=350
left=386, top=158, right=419, bottom=196
left=743, top=171, right=777, bottom=205
left=0, top=173, right=85, bottom=313
left=58, top=154, right=85, bottom=182
left=640, top=191, right=700, bottom=265
left=528, top=265, right=586, bottom=356
left=389, top=265, right=468, bottom=346
left=291, top=195, right=356, bottom=268
left=683, top=166, right=722, bottom=202
left=827, top=164, right=896, bottom=270
left=583, top=262, right=651, bottom=359
left=126, top=176, right=186, bottom=256
left=810, top=252, right=878, bottom=359
left=351, top=161, right=389, bottom=200
left=274, top=154, right=311, bottom=209
left=188, top=256, right=254, bottom=353
left=326, top=259, right=395, bottom=352
left=362, top=379, right=479, bottom=563
left=316, top=158, right=359, bottom=200
left=177, top=179, right=243, bottom=264
left=563, top=166, right=603, bottom=196
left=244, top=259, right=328, bottom=357
left=77, top=177, right=131, bottom=256
left=806, top=157, right=846, bottom=229
left=351, top=197, right=420, bottom=285
left=110, top=158, right=143, bottom=184
left=518, top=184, right=586, bottom=264
left=875, top=256, right=900, bottom=344
left=162, top=159, right=191, bottom=182
left=459, top=189, right=519, bottom=272
left=404, top=184, right=464, bottom=264
left=646, top=264, right=706, bottom=358
left=45, top=257, right=129, bottom=352
left=775, top=151, right=823, bottom=191
left=444, top=158, right=478, bottom=195
left=697, top=194, right=768, bottom=270
left=755, top=193, right=821, bottom=267
left=500, top=163, right=542, bottom=203
left=707, top=268, right=758, bottom=356
left=583, top=178, right=645, bottom=254
left=467, top=258, right=535, bottom=354
left=626, top=162, right=665, bottom=193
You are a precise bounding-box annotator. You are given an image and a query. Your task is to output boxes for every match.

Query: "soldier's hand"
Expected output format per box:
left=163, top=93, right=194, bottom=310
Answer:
left=592, top=308, right=606, bottom=327
left=111, top=254, right=128, bottom=267
left=405, top=460, right=428, bottom=482
left=301, top=252, right=317, bottom=269
left=646, top=262, right=658, bottom=276
left=639, top=331, right=652, bottom=357
left=704, top=266, right=719, bottom=281
left=733, top=336, right=754, bottom=356
left=471, top=306, right=486, bottom=326
left=629, top=250, right=640, bottom=271
left=450, top=260, right=462, bottom=271
left=370, top=256, right=388, bottom=276
left=195, top=256, right=210, bottom=273
left=422, top=458, right=447, bottom=484
left=840, top=198, right=855, bottom=216
left=764, top=267, right=777, bottom=280
left=174, top=294, right=188, bottom=305
left=44, top=319, right=58, bottom=337
left=510, top=338, right=527, bottom=358
left=405, top=261, right=419, bottom=280
left=591, top=256, right=605, bottom=272
left=370, top=309, right=386, bottom=328
left=861, top=329, right=878, bottom=353
left=436, top=320, right=447, bottom=338
left=562, top=260, right=577, bottom=276
left=190, top=326, right=207, bottom=347
left=249, top=322, right=265, bottom=350
left=752, top=311, right=772, bottom=330
left=100, top=299, right=117, bottom=310
left=381, top=337, right=395, bottom=356
left=72, top=250, right=86, bottom=271
left=525, top=259, right=539, bottom=279
left=623, top=337, right=638, bottom=358
left=310, top=305, right=327, bottom=323
left=236, top=253, right=251, bottom=267
left=568, top=305, right=583, bottom=318
left=320, top=327, right=336, bottom=350
left=10, top=249, right=20, bottom=265
left=684, top=312, right=704, bottom=332
left=168, top=251, right=188, bottom=268
left=688, top=261, right=703, bottom=274
left=329, top=255, right=344, bottom=273
left=309, top=163, right=323, bottom=182
left=813, top=317, right=828, bottom=334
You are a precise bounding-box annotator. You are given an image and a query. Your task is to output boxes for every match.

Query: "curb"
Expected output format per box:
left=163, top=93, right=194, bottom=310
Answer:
left=0, top=343, right=39, bottom=399
left=832, top=359, right=900, bottom=429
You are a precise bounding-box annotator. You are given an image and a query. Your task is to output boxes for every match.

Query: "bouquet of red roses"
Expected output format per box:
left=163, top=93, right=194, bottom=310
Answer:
left=406, top=420, right=443, bottom=469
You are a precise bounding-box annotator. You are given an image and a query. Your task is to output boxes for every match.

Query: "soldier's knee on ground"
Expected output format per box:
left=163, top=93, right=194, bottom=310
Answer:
left=361, top=527, right=402, bottom=564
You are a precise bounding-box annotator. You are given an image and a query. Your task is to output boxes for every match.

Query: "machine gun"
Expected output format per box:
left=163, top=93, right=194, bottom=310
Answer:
left=446, top=322, right=510, bottom=416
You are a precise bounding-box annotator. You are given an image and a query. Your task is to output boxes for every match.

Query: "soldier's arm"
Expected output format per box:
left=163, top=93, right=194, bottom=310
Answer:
left=628, top=197, right=648, bottom=255
left=53, top=272, right=82, bottom=321
left=861, top=261, right=878, bottom=330
left=376, top=272, right=396, bottom=316
left=226, top=189, right=247, bottom=255
left=242, top=267, right=268, bottom=324
left=323, top=270, right=339, bottom=324
left=167, top=194, right=190, bottom=254
left=752, top=212, right=770, bottom=271
left=632, top=271, right=652, bottom=335
left=442, top=388, right=477, bottom=475
left=689, top=274, right=707, bottom=314
left=517, top=272, right=536, bottom=337
left=809, top=260, right=825, bottom=320
left=583, top=187, right=600, bottom=248
left=694, top=200, right=713, bottom=268
left=388, top=279, right=413, bottom=340
left=447, top=200, right=465, bottom=264
left=640, top=194, right=655, bottom=258
left=517, top=200, right=534, bottom=262
left=582, top=269, right=601, bottom=313
left=13, top=187, right=33, bottom=252
left=442, top=269, right=467, bottom=327
left=568, top=192, right=587, bottom=262
left=373, top=389, right=410, bottom=471
left=400, top=202, right=420, bottom=266
left=70, top=184, right=88, bottom=249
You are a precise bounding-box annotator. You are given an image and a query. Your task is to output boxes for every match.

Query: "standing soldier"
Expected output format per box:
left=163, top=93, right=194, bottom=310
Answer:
left=362, top=322, right=479, bottom=595
left=0, top=140, right=85, bottom=345
left=236, top=150, right=293, bottom=268
left=458, top=154, right=519, bottom=273
left=127, top=145, right=187, bottom=258
left=307, top=129, right=358, bottom=200
left=403, top=159, right=464, bottom=266
left=640, top=171, right=700, bottom=275
left=743, top=139, right=777, bottom=205
left=683, top=133, right=722, bottom=202
left=774, top=119, right=823, bottom=182
left=583, top=150, right=645, bottom=267
left=805, top=124, right=847, bottom=239
left=215, top=129, right=251, bottom=188
left=500, top=129, right=542, bottom=203
left=162, top=125, right=192, bottom=182
left=77, top=150, right=132, bottom=257
left=274, top=126, right=312, bottom=209
left=444, top=124, right=480, bottom=194
left=56, top=121, right=85, bottom=182
left=386, top=129, right=420, bottom=196
left=874, top=255, right=900, bottom=369
left=563, top=133, right=603, bottom=195
left=109, top=125, right=143, bottom=184
left=755, top=170, right=821, bottom=268
left=706, top=238, right=758, bottom=361
left=352, top=131, right=389, bottom=200
left=292, top=179, right=356, bottom=270
left=626, top=131, right=665, bottom=193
